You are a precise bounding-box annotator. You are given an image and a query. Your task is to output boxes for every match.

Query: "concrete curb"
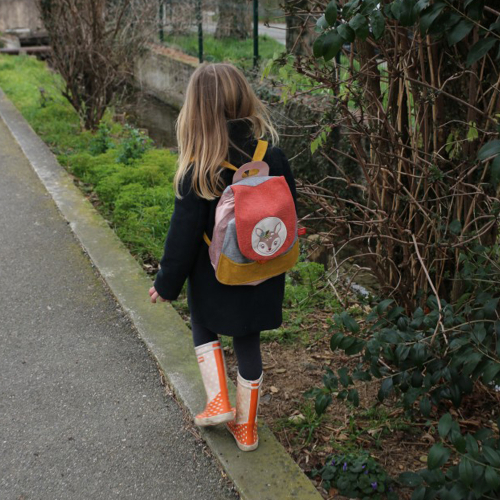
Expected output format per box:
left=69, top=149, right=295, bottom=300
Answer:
left=0, top=89, right=322, bottom=500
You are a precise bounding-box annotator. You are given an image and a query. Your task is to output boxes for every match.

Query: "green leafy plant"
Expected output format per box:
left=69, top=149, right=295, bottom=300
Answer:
left=285, top=260, right=330, bottom=307
left=116, top=125, right=153, bottom=164
left=399, top=413, right=500, bottom=500
left=307, top=265, right=500, bottom=417
left=313, top=0, right=500, bottom=64
left=305, top=242, right=500, bottom=498
left=312, top=451, right=397, bottom=499
left=89, top=121, right=113, bottom=155
left=279, top=401, right=325, bottom=445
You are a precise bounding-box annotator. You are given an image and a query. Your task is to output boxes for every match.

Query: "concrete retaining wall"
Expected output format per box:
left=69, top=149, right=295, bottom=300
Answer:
left=133, top=44, right=345, bottom=185
left=0, top=0, right=43, bottom=33
left=134, top=45, right=198, bottom=110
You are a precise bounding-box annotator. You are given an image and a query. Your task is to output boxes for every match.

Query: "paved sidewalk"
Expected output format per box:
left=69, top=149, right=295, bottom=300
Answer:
left=0, top=117, right=237, bottom=499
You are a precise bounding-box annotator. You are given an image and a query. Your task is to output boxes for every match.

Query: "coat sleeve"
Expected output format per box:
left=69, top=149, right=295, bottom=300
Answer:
left=154, top=174, right=209, bottom=301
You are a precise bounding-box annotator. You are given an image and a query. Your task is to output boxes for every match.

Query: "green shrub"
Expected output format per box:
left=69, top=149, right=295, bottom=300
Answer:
left=0, top=55, right=178, bottom=265
left=113, top=184, right=175, bottom=260
left=305, top=243, right=500, bottom=498
left=117, top=124, right=153, bottom=164
left=77, top=147, right=177, bottom=260
left=89, top=122, right=113, bottom=155
left=399, top=413, right=500, bottom=500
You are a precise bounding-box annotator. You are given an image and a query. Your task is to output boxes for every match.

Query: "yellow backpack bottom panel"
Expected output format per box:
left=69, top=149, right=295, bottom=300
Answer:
left=215, top=241, right=299, bottom=286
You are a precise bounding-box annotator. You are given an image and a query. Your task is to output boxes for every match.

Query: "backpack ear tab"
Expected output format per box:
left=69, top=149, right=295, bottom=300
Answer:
left=232, top=161, right=269, bottom=183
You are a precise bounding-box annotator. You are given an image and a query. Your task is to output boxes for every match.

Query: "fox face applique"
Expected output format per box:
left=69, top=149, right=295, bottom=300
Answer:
left=252, top=218, right=287, bottom=256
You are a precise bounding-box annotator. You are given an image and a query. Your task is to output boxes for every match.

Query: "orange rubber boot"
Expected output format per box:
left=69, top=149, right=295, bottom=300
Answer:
left=226, top=372, right=263, bottom=451
left=194, top=340, right=234, bottom=427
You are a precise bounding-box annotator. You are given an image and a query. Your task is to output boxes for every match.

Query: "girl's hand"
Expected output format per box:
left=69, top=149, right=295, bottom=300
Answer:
left=149, top=286, right=168, bottom=304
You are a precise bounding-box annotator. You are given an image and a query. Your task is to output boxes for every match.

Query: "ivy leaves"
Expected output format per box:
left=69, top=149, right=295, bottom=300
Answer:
left=308, top=282, right=500, bottom=419
left=478, top=140, right=500, bottom=187
left=398, top=413, right=500, bottom=498
left=313, top=0, right=500, bottom=68
left=314, top=0, right=384, bottom=61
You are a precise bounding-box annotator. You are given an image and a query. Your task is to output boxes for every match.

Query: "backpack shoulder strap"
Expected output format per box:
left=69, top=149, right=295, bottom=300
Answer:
left=221, top=160, right=238, bottom=171
left=220, top=140, right=268, bottom=170
left=253, top=140, right=268, bottom=161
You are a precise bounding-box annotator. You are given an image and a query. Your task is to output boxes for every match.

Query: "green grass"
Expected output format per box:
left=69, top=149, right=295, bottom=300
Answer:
left=165, top=33, right=284, bottom=69
left=0, top=55, right=178, bottom=263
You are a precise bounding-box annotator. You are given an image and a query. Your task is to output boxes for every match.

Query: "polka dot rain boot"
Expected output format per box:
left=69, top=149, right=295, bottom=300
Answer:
left=226, top=372, right=263, bottom=452
left=194, top=340, right=234, bottom=427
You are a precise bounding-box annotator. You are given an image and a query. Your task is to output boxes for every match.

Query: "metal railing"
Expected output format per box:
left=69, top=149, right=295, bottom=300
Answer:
left=157, top=0, right=285, bottom=68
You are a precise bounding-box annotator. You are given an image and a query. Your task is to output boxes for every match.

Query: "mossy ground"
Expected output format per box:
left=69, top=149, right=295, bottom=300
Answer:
left=0, top=55, right=178, bottom=263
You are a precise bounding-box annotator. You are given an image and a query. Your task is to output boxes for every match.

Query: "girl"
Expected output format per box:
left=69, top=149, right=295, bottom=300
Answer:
left=149, top=63, right=297, bottom=452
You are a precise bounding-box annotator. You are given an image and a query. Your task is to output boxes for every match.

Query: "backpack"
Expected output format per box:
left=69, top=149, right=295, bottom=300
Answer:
left=203, top=140, right=300, bottom=286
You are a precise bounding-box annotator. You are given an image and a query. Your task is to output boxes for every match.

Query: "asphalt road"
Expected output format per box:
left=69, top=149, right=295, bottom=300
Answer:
left=0, top=117, right=238, bottom=500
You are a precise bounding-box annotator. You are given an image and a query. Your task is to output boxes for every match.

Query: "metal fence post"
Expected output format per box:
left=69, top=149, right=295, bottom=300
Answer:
left=253, top=0, right=259, bottom=68
left=159, top=1, right=164, bottom=43
left=197, top=0, right=203, bottom=63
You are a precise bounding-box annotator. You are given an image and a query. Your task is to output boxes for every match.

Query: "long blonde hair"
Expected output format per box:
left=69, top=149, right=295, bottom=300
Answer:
left=174, top=63, right=278, bottom=200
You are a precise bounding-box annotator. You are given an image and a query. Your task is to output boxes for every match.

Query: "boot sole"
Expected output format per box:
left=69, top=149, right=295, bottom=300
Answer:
left=226, top=424, right=259, bottom=452
left=195, top=411, right=235, bottom=427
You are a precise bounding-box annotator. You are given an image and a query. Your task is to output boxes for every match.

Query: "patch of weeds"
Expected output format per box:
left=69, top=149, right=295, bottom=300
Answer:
left=89, top=121, right=113, bottom=155
left=312, top=451, right=397, bottom=499
left=275, top=401, right=324, bottom=445
left=359, top=407, right=412, bottom=434
left=117, top=124, right=153, bottom=164
left=220, top=336, right=233, bottom=350
left=331, top=409, right=413, bottom=452
left=262, top=256, right=341, bottom=344
left=0, top=55, right=178, bottom=266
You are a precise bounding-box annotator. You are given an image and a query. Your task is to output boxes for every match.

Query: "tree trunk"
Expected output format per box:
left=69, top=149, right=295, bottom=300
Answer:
left=215, top=0, right=250, bottom=39
left=285, top=0, right=314, bottom=56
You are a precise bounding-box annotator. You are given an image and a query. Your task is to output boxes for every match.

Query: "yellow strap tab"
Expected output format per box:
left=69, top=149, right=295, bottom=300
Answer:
left=203, top=232, right=211, bottom=246
left=221, top=160, right=238, bottom=172
left=220, top=141, right=267, bottom=171
left=253, top=140, right=268, bottom=161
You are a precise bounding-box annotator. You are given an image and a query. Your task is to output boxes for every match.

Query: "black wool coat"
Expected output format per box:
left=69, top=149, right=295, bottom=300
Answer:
left=154, top=121, right=297, bottom=336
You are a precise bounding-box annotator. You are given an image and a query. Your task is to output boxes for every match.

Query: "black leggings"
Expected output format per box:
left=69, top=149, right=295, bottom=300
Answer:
left=191, top=321, right=263, bottom=381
